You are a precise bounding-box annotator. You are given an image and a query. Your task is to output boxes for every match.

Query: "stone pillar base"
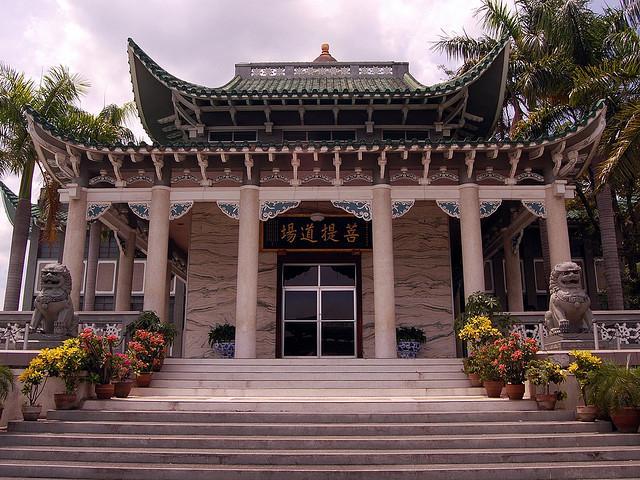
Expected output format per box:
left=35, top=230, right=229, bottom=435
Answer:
left=544, top=333, right=595, bottom=350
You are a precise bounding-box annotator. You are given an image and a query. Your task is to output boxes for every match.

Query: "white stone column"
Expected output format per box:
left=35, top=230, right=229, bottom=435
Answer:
left=459, top=184, right=485, bottom=299
left=115, top=230, right=136, bottom=311
left=372, top=184, right=397, bottom=358
left=544, top=182, right=572, bottom=267
left=143, top=186, right=171, bottom=322
left=503, top=233, right=524, bottom=312
left=234, top=185, right=260, bottom=358
left=83, top=221, right=102, bottom=311
left=62, top=187, right=88, bottom=311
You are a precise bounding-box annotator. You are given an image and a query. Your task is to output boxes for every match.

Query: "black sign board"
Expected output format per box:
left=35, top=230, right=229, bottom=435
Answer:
left=262, top=216, right=372, bottom=250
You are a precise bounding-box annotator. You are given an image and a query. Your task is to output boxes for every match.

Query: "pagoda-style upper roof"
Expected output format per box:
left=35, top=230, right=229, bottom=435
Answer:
left=128, top=38, right=510, bottom=144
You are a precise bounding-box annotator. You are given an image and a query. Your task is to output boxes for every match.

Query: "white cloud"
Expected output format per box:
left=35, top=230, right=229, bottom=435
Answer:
left=0, top=0, right=486, bottom=305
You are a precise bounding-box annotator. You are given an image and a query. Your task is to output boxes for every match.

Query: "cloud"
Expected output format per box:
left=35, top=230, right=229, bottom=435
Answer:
left=0, top=0, right=485, bottom=305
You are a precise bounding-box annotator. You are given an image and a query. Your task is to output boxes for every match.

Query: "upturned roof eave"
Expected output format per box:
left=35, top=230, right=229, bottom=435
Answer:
left=26, top=99, right=606, bottom=155
left=127, top=37, right=509, bottom=99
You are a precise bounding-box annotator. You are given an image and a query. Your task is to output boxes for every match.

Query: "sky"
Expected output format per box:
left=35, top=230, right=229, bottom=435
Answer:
left=0, top=0, right=612, bottom=306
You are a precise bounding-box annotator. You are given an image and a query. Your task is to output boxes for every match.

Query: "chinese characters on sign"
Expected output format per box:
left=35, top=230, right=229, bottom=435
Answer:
left=262, top=217, right=372, bottom=250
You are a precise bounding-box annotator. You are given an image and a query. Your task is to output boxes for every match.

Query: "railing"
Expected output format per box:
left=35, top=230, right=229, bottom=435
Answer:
left=0, top=311, right=140, bottom=351
left=0, top=313, right=31, bottom=350
left=510, top=311, right=640, bottom=350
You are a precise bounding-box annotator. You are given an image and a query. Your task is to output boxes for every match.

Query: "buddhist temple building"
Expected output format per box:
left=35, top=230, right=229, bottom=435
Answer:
left=20, top=39, right=607, bottom=358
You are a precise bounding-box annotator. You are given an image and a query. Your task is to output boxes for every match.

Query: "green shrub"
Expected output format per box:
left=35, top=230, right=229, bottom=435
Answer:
left=208, top=323, right=235, bottom=347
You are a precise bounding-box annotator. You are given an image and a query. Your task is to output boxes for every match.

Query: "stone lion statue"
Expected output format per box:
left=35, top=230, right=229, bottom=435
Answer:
left=31, top=263, right=77, bottom=337
left=545, top=261, right=593, bottom=334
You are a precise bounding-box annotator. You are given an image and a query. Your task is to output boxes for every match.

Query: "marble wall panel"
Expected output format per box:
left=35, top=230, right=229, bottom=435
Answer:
left=184, top=203, right=238, bottom=358
left=362, top=201, right=455, bottom=358
left=256, top=252, right=277, bottom=358
left=184, top=201, right=454, bottom=358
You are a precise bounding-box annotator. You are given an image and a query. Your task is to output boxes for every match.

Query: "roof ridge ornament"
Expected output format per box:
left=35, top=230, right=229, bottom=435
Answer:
left=313, top=43, right=337, bottom=63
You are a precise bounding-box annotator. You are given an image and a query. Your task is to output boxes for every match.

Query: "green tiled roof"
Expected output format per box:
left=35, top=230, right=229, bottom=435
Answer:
left=0, top=181, right=40, bottom=226
left=219, top=76, right=415, bottom=94
left=127, top=37, right=509, bottom=97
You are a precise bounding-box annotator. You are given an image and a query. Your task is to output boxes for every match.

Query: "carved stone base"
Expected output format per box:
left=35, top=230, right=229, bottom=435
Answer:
left=544, top=333, right=595, bottom=351
left=27, top=333, right=68, bottom=350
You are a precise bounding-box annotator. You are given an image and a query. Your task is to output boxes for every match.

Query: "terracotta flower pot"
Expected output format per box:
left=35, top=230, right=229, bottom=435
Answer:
left=468, top=373, right=482, bottom=387
left=22, top=404, right=41, bottom=421
left=576, top=405, right=598, bottom=422
left=95, top=383, right=114, bottom=400
left=505, top=383, right=525, bottom=400
left=53, top=393, right=77, bottom=410
left=535, top=393, right=557, bottom=410
left=610, top=407, right=640, bottom=433
left=114, top=381, right=134, bottom=398
left=483, top=380, right=504, bottom=398
left=136, top=372, right=153, bottom=388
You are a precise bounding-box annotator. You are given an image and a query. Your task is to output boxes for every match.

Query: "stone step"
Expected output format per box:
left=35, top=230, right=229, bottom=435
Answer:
left=157, top=364, right=466, bottom=373
left=2, top=459, right=640, bottom=479
left=45, top=409, right=576, bottom=424
left=7, top=420, right=610, bottom=436
left=1, top=432, right=632, bottom=451
left=146, top=379, right=473, bottom=389
left=152, top=371, right=470, bottom=381
left=1, top=445, right=639, bottom=466
left=127, top=387, right=485, bottom=397
left=162, top=358, right=463, bottom=365
left=81, top=397, right=544, bottom=413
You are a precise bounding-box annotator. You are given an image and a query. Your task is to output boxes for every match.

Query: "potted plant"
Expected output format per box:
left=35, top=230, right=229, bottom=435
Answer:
left=589, top=364, right=640, bottom=433
left=112, top=353, right=135, bottom=398
left=126, top=311, right=176, bottom=371
left=526, top=359, right=567, bottom=410
left=494, top=332, right=539, bottom=400
left=463, top=354, right=482, bottom=387
left=396, top=326, right=427, bottom=359
left=18, top=357, right=48, bottom=420
left=43, top=339, right=86, bottom=410
left=127, top=329, right=166, bottom=387
left=475, top=342, right=504, bottom=398
left=79, top=328, right=120, bottom=399
left=568, top=350, right=603, bottom=421
left=0, top=364, right=14, bottom=419
left=455, top=292, right=512, bottom=340
left=457, top=315, right=502, bottom=353
left=208, top=323, right=236, bottom=358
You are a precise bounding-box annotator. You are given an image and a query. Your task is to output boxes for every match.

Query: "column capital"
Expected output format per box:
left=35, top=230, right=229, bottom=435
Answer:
left=150, top=185, right=171, bottom=191
left=372, top=183, right=392, bottom=190
left=239, top=184, right=260, bottom=191
left=458, top=183, right=479, bottom=190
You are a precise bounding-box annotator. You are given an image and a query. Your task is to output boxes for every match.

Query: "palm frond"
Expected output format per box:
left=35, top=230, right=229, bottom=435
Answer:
left=431, top=33, right=497, bottom=63
left=598, top=100, right=640, bottom=186
left=475, top=0, right=522, bottom=39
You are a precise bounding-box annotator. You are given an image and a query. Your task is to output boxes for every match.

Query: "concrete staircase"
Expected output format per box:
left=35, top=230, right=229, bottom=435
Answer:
left=1, top=358, right=639, bottom=479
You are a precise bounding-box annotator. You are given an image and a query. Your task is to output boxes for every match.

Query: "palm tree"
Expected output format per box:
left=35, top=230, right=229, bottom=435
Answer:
left=435, top=0, right=632, bottom=309
left=0, top=65, right=89, bottom=311
left=0, top=63, right=136, bottom=311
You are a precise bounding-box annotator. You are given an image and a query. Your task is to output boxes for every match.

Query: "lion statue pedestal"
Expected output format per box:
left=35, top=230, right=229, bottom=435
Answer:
left=31, top=263, right=77, bottom=338
left=544, top=261, right=595, bottom=350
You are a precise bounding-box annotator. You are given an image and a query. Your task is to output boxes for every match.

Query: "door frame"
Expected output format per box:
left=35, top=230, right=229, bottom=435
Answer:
left=276, top=252, right=363, bottom=358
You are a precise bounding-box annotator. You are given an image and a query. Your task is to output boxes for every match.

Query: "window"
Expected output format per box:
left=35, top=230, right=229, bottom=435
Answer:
left=594, top=258, right=607, bottom=292
left=483, top=260, right=494, bottom=293
left=533, top=259, right=547, bottom=294
left=282, top=130, right=356, bottom=142
left=95, top=260, right=117, bottom=295
left=382, top=130, right=429, bottom=141
left=208, top=130, right=257, bottom=142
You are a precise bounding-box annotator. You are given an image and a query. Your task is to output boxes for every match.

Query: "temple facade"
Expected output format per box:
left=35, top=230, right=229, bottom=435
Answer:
left=21, top=40, right=606, bottom=358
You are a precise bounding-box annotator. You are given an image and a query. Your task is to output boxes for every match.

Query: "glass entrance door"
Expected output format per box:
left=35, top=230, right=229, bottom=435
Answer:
left=282, top=264, right=356, bottom=357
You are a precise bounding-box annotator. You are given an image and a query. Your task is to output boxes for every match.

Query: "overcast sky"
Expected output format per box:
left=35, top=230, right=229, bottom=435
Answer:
left=0, top=0, right=611, bottom=306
